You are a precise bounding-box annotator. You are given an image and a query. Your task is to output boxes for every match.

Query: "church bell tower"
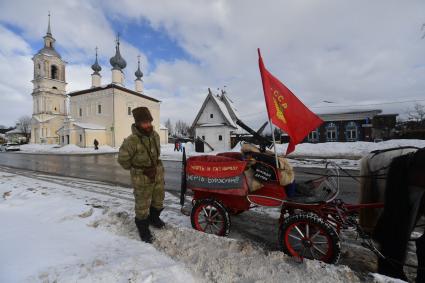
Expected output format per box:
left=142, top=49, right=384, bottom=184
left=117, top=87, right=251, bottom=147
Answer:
left=31, top=13, right=67, bottom=144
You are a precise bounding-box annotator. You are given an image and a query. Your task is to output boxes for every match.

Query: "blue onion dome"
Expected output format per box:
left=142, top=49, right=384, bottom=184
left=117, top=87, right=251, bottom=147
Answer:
left=135, top=56, right=143, bottom=79
left=91, top=48, right=102, bottom=74
left=109, top=38, right=127, bottom=70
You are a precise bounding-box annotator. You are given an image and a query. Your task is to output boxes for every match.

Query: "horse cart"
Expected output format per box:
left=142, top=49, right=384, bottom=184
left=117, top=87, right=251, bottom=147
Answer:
left=180, top=148, right=384, bottom=264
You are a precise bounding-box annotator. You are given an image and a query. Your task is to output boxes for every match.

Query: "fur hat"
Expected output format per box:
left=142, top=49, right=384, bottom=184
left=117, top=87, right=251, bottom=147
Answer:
left=132, top=107, right=153, bottom=123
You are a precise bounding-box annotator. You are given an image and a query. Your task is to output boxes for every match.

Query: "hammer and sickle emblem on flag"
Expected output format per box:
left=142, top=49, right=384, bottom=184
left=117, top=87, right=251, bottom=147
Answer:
left=271, top=88, right=288, bottom=123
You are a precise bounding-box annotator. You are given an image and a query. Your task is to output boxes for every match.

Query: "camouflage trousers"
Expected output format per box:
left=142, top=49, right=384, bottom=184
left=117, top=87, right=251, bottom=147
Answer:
left=130, top=164, right=165, bottom=220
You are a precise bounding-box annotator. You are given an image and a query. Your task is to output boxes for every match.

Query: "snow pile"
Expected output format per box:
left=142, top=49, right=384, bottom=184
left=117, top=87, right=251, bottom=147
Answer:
left=55, top=144, right=117, bottom=153
left=18, top=143, right=59, bottom=152
left=160, top=139, right=424, bottom=163
left=370, top=273, right=407, bottom=283
left=19, top=143, right=118, bottom=154
left=282, top=139, right=425, bottom=159
left=153, top=227, right=359, bottom=283
left=87, top=203, right=361, bottom=283
left=0, top=171, right=195, bottom=283
left=160, top=142, right=205, bottom=160
left=14, top=139, right=425, bottom=160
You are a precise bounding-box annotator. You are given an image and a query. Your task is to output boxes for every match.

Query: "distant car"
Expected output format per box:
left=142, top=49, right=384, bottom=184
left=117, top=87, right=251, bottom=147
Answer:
left=0, top=143, right=20, bottom=152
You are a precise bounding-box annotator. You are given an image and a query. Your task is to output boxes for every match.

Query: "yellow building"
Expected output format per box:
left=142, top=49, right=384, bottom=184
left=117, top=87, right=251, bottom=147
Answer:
left=31, top=16, right=168, bottom=147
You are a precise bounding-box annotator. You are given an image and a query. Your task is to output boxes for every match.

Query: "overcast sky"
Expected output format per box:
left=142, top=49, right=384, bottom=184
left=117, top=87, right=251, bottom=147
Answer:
left=0, top=0, right=424, bottom=128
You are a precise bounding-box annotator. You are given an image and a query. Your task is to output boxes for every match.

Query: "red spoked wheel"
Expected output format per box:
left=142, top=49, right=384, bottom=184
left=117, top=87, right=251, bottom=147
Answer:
left=191, top=199, right=230, bottom=236
left=278, top=213, right=341, bottom=264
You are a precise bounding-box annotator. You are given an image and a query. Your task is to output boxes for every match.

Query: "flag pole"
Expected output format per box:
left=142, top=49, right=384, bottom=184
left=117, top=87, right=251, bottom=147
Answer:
left=269, top=119, right=280, bottom=169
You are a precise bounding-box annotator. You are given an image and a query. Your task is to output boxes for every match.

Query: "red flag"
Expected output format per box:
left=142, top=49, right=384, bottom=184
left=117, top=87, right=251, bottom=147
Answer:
left=258, top=49, right=323, bottom=155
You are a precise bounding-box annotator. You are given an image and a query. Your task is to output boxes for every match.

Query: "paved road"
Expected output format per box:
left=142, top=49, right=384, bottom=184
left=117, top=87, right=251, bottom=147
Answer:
left=0, top=152, right=360, bottom=203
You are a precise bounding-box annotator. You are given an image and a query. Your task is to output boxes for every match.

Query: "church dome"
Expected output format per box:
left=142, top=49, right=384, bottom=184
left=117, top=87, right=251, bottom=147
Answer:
left=109, top=41, right=126, bottom=70
left=91, top=60, right=101, bottom=73
left=36, top=46, right=62, bottom=58
left=135, top=67, right=143, bottom=79
left=135, top=59, right=143, bottom=79
left=91, top=49, right=102, bottom=74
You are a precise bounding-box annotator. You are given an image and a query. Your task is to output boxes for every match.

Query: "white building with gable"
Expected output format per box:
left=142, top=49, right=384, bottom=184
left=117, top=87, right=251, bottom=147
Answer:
left=191, top=88, right=241, bottom=152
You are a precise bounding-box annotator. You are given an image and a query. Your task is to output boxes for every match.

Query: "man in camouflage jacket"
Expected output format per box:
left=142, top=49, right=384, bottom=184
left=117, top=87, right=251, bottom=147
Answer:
left=118, top=107, right=165, bottom=243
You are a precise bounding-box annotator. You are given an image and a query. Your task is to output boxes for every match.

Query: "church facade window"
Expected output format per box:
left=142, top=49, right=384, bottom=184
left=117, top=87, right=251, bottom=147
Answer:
left=210, top=113, right=213, bottom=118
left=218, top=135, right=223, bottom=141
left=128, top=106, right=131, bottom=115
left=79, top=108, right=82, bottom=117
left=51, top=65, right=58, bottom=80
left=98, top=104, right=102, bottom=114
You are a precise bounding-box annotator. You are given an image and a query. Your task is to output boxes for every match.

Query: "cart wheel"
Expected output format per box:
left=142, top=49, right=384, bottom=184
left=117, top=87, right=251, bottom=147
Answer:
left=191, top=199, right=230, bottom=236
left=278, top=213, right=341, bottom=264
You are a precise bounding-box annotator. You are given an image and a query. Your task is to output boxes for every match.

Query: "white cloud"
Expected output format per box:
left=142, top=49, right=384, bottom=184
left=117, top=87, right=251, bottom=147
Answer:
left=100, top=0, right=425, bottom=126
left=0, top=0, right=424, bottom=127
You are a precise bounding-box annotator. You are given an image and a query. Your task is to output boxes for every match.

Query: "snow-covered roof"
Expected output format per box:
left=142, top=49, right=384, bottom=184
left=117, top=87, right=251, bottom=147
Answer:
left=191, top=90, right=240, bottom=130
left=317, top=109, right=383, bottom=122
left=210, top=94, right=237, bottom=127
left=73, top=122, right=106, bottom=130
left=5, top=128, right=25, bottom=135
left=68, top=84, right=160, bottom=103
left=221, top=94, right=240, bottom=121
left=159, top=124, right=168, bottom=130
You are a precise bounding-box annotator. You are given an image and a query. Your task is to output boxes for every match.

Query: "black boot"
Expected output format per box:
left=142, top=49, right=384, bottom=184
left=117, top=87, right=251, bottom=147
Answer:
left=149, top=207, right=165, bottom=229
left=135, top=217, right=153, bottom=243
left=377, top=258, right=408, bottom=282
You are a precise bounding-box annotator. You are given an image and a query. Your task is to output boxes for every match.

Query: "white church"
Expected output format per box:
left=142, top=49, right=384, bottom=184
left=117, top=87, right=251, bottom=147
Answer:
left=30, top=15, right=168, bottom=147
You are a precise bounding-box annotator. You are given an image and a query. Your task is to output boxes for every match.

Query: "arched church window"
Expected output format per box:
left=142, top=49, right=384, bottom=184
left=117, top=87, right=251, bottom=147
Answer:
left=51, top=65, right=58, bottom=80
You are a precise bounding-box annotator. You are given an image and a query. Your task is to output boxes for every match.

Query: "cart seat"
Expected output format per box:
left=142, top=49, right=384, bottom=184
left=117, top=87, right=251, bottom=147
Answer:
left=284, top=179, right=338, bottom=204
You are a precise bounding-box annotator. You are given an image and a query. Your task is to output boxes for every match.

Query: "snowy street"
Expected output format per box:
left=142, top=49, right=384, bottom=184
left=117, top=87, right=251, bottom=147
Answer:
left=0, top=153, right=361, bottom=203
left=0, top=166, right=411, bottom=283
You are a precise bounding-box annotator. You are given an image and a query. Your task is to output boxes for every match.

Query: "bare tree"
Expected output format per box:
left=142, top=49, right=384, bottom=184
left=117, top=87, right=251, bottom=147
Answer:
left=16, top=115, right=32, bottom=140
left=174, top=120, right=190, bottom=136
left=164, top=118, right=173, bottom=135
left=407, top=103, right=425, bottom=123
